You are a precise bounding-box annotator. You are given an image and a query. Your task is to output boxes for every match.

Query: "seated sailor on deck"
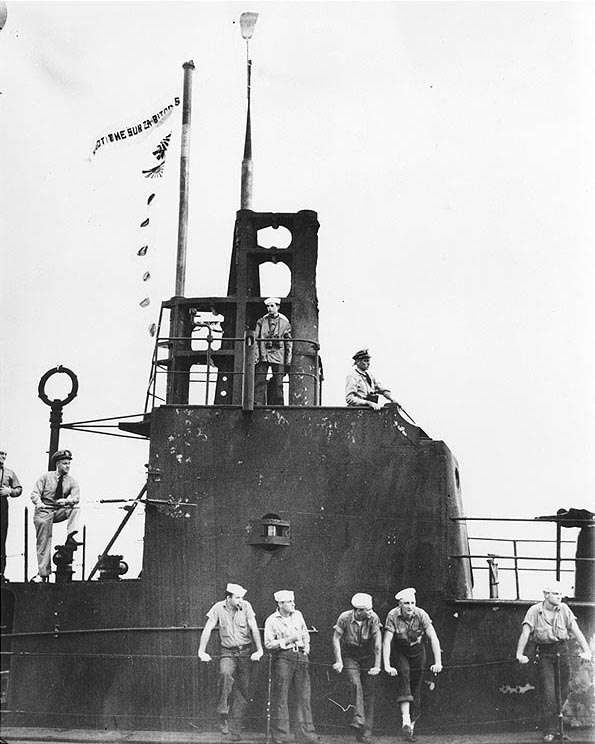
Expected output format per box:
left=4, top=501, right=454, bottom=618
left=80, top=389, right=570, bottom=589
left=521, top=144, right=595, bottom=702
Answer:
left=345, top=349, right=400, bottom=411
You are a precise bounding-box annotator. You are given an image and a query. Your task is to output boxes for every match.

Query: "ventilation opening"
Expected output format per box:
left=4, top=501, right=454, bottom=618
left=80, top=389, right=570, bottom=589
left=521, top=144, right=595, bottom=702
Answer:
left=248, top=512, right=291, bottom=552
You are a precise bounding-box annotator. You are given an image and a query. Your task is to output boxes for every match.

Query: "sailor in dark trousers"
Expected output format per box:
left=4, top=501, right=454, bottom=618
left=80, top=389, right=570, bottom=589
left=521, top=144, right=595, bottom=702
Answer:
left=383, top=588, right=442, bottom=742
left=516, top=580, right=592, bottom=742
left=332, top=593, right=382, bottom=742
left=198, top=582, right=264, bottom=740
left=264, top=590, right=319, bottom=744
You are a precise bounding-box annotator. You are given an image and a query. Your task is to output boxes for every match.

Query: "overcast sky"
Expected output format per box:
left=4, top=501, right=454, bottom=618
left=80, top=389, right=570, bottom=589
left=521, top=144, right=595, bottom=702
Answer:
left=1, top=1, right=594, bottom=595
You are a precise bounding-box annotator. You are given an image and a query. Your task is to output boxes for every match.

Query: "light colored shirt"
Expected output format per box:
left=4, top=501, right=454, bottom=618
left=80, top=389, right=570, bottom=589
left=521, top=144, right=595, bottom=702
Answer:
left=0, top=466, right=22, bottom=497
left=255, top=313, right=292, bottom=365
left=345, top=367, right=391, bottom=406
left=264, top=609, right=310, bottom=654
left=206, top=599, right=256, bottom=648
left=384, top=606, right=432, bottom=645
left=522, top=601, right=576, bottom=644
left=31, top=471, right=80, bottom=507
left=334, top=610, right=382, bottom=649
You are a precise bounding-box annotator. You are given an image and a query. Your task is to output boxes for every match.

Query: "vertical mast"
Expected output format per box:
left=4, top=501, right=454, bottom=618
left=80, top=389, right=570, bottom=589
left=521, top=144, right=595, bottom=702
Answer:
left=174, top=60, right=195, bottom=297
left=240, top=13, right=258, bottom=209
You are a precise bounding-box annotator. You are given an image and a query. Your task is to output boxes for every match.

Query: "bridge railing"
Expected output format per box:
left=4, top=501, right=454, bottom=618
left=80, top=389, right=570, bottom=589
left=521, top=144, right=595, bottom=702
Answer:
left=450, top=516, right=594, bottom=600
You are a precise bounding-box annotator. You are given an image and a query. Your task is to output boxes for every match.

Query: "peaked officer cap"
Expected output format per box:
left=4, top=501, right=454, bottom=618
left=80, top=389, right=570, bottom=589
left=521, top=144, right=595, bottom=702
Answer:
left=351, top=593, right=373, bottom=609
left=274, top=590, right=294, bottom=602
left=51, top=449, right=73, bottom=464
left=226, top=583, right=247, bottom=597
left=352, top=349, right=371, bottom=361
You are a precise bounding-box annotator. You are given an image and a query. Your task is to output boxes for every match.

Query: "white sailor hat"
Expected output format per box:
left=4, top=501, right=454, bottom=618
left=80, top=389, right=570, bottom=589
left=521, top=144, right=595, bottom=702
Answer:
left=226, top=583, right=247, bottom=597
left=395, top=587, right=416, bottom=602
left=274, top=590, right=294, bottom=602
left=543, top=580, right=565, bottom=595
left=351, top=593, right=373, bottom=609
left=265, top=297, right=281, bottom=305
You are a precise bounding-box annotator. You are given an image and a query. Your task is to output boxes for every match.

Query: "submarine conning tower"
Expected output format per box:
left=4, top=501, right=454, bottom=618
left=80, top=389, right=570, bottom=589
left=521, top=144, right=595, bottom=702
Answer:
left=163, top=209, right=321, bottom=408
left=144, top=206, right=474, bottom=614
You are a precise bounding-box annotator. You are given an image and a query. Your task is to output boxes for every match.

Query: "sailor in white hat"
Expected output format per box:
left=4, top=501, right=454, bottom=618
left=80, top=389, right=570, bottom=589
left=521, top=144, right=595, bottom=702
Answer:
left=254, top=297, right=292, bottom=406
left=30, top=448, right=81, bottom=582
left=198, top=583, right=264, bottom=739
left=382, top=588, right=442, bottom=742
left=264, top=590, right=319, bottom=744
left=332, top=593, right=382, bottom=742
left=345, top=349, right=401, bottom=411
left=516, top=579, right=592, bottom=741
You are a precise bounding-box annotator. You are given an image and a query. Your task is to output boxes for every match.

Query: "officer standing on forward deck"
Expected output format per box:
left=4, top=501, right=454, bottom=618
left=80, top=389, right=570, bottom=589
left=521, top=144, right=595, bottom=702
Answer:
left=198, top=582, right=263, bottom=740
left=264, top=590, right=320, bottom=744
left=31, top=449, right=81, bottom=582
left=332, top=593, right=382, bottom=742
left=516, top=580, right=592, bottom=742
left=0, top=448, right=22, bottom=583
left=345, top=349, right=400, bottom=410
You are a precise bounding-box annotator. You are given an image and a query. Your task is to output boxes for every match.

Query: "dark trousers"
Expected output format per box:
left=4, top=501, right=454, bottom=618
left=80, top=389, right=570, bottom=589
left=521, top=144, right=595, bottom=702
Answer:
left=344, top=653, right=377, bottom=734
left=270, top=650, right=318, bottom=744
left=393, top=643, right=426, bottom=721
left=255, top=362, right=285, bottom=406
left=1, top=496, right=8, bottom=575
left=536, top=644, right=570, bottom=735
left=218, top=646, right=254, bottom=734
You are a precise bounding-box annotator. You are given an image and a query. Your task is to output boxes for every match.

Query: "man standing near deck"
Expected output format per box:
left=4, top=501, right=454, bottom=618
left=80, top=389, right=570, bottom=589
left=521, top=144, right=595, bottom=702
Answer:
left=516, top=580, right=592, bottom=742
left=198, top=583, right=264, bottom=740
left=383, top=588, right=443, bottom=743
left=0, top=448, right=22, bottom=583
left=254, top=297, right=292, bottom=406
left=264, top=590, right=319, bottom=744
left=345, top=350, right=400, bottom=410
left=31, top=449, right=81, bottom=582
left=332, top=593, right=382, bottom=742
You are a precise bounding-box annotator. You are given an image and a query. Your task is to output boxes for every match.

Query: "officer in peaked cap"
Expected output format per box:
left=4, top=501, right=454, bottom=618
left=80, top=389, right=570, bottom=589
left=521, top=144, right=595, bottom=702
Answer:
left=30, top=449, right=81, bottom=582
left=198, top=582, right=263, bottom=739
left=345, top=349, right=401, bottom=411
left=51, top=449, right=73, bottom=464
left=264, top=590, right=319, bottom=744
left=332, top=593, right=382, bottom=742
left=383, top=588, right=443, bottom=742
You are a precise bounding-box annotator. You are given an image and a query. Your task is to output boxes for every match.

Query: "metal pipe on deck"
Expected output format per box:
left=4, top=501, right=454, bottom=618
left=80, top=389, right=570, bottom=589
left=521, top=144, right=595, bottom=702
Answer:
left=174, top=60, right=195, bottom=298
left=242, top=331, right=256, bottom=412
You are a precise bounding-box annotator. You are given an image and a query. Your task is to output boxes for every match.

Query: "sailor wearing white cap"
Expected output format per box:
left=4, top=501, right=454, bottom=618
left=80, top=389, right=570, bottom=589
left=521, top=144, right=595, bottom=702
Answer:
left=382, top=588, right=442, bottom=742
left=516, top=580, right=592, bottom=741
left=332, top=593, right=382, bottom=742
left=30, top=449, right=81, bottom=582
left=345, top=350, right=400, bottom=411
left=264, top=590, right=319, bottom=744
left=198, top=583, right=264, bottom=740
left=254, top=297, right=292, bottom=406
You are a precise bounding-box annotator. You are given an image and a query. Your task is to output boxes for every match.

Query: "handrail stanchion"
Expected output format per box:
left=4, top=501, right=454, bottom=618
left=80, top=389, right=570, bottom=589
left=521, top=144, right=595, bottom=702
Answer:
left=555, top=519, right=562, bottom=581
left=513, top=539, right=520, bottom=600
left=82, top=524, right=87, bottom=581
left=242, top=331, right=256, bottom=412
left=265, top=651, right=273, bottom=744
left=24, top=506, right=28, bottom=582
